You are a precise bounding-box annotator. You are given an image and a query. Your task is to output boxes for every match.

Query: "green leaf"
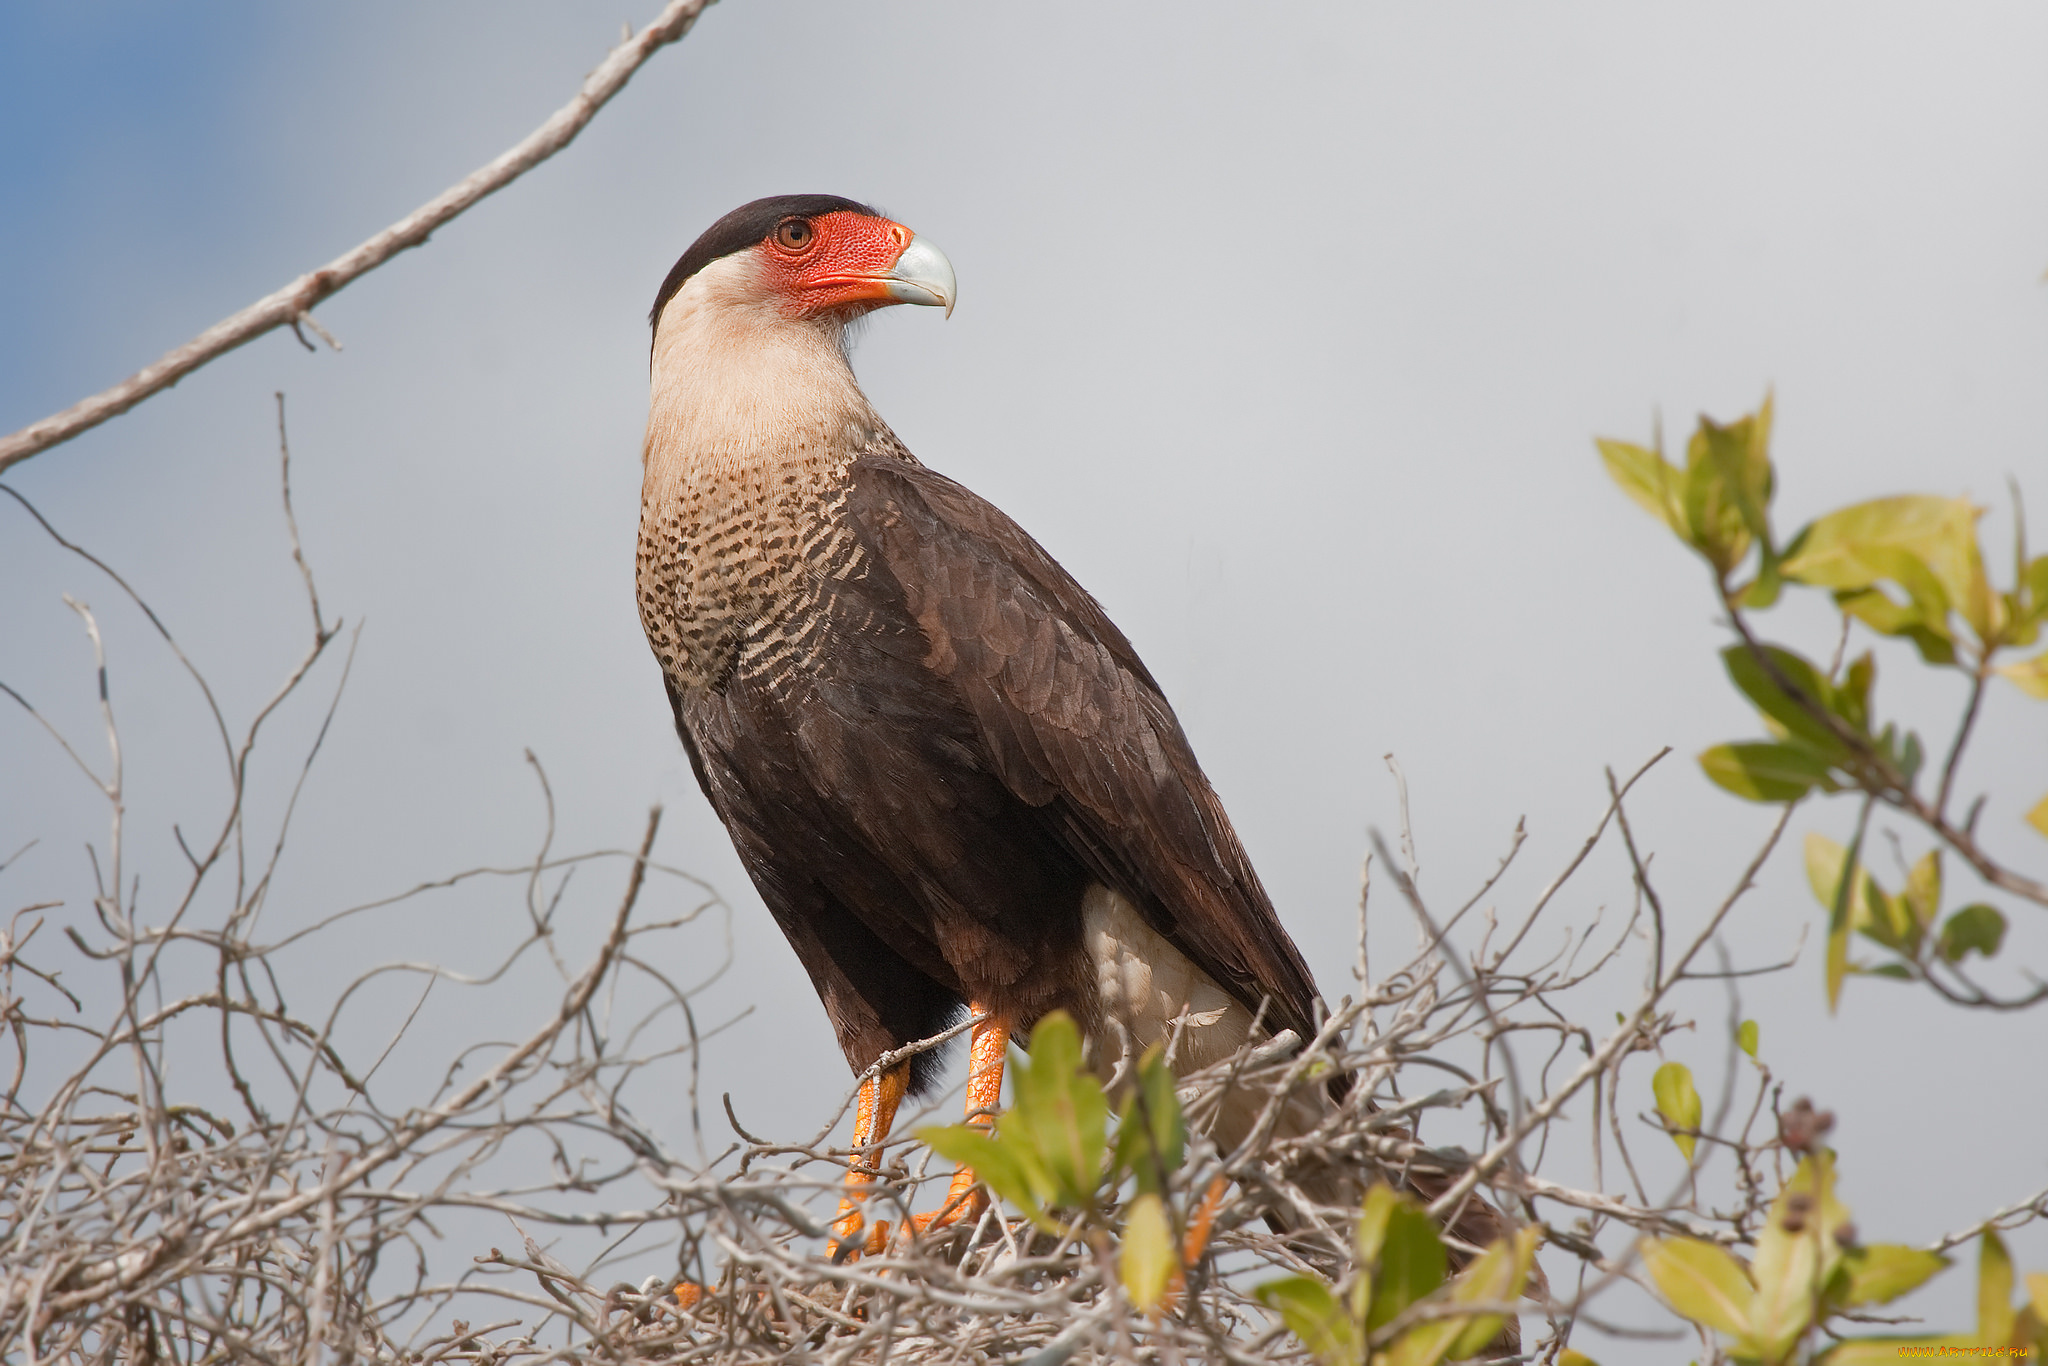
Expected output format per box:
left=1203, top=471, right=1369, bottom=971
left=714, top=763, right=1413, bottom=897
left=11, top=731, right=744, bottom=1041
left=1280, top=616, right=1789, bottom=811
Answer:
left=918, top=1124, right=1052, bottom=1228
left=1720, top=643, right=1854, bottom=756
left=1782, top=495, right=1986, bottom=632
left=1835, top=585, right=1921, bottom=635
left=1752, top=1225, right=1820, bottom=1356
left=1558, top=1352, right=1600, bottom=1366
left=1643, top=1237, right=1755, bottom=1339
left=1651, top=1062, right=1703, bottom=1163
left=1899, top=622, right=1960, bottom=667
left=1837, top=651, right=1875, bottom=732
left=1806, top=831, right=1915, bottom=995
left=1690, top=401, right=1776, bottom=564
left=2023, top=555, right=2048, bottom=626
left=1885, top=725, right=1926, bottom=785
left=1737, top=1020, right=1760, bottom=1059
left=1826, top=927, right=1851, bottom=1010
left=925, top=1010, right=1116, bottom=1230
left=1836, top=1245, right=1949, bottom=1308
left=1901, top=849, right=1942, bottom=947
left=1700, top=741, right=1837, bottom=803
left=1442, top=1227, right=1541, bottom=1361
left=1351, top=1183, right=1399, bottom=1324
left=1120, top=1192, right=1176, bottom=1313
left=1818, top=827, right=1867, bottom=1011
left=1703, top=395, right=1775, bottom=534
left=1680, top=413, right=1760, bottom=573
left=1361, top=1189, right=1446, bottom=1334
left=1009, top=1011, right=1109, bottom=1208
left=2029, top=795, right=2048, bottom=840
left=1868, top=545, right=1961, bottom=629
left=1355, top=1182, right=1400, bottom=1267
left=1830, top=558, right=1963, bottom=665
left=1752, top=1153, right=1852, bottom=1360
left=1381, top=1227, right=1539, bottom=1366
left=1112, top=1046, right=1185, bottom=1196
left=1936, top=904, right=2007, bottom=963
left=1980, top=1231, right=2016, bottom=1346
left=1597, top=438, right=1686, bottom=536
left=1995, top=651, right=2048, bottom=698
left=1255, top=1276, right=1361, bottom=1366
left=1739, top=556, right=1785, bottom=608
left=2007, top=595, right=2041, bottom=649
left=1808, top=834, right=1859, bottom=1011
left=1853, top=870, right=1916, bottom=954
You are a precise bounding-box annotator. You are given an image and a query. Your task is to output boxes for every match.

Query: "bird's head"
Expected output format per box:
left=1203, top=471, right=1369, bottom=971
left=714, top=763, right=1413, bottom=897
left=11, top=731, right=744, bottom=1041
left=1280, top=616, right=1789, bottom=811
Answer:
left=650, top=195, right=955, bottom=345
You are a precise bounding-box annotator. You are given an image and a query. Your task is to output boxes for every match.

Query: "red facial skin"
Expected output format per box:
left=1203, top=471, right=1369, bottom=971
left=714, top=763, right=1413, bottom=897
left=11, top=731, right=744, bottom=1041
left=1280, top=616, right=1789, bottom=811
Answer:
left=754, top=211, right=914, bottom=317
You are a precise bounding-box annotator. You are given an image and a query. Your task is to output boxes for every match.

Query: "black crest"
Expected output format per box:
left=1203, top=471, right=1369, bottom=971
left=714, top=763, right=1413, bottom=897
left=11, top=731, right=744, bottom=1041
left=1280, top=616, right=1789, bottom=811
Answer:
left=649, top=194, right=877, bottom=328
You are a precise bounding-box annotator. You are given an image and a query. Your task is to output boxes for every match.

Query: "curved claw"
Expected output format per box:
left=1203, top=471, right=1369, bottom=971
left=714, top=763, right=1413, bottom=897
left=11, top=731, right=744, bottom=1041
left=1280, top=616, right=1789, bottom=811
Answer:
left=911, top=1168, right=990, bottom=1234
left=830, top=1062, right=910, bottom=1261
left=829, top=1215, right=894, bottom=1262
left=829, top=1008, right=1009, bottom=1262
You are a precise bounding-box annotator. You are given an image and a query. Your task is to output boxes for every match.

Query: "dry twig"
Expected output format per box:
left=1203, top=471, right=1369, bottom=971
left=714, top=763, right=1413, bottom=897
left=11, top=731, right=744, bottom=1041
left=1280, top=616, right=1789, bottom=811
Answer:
left=0, top=0, right=715, bottom=475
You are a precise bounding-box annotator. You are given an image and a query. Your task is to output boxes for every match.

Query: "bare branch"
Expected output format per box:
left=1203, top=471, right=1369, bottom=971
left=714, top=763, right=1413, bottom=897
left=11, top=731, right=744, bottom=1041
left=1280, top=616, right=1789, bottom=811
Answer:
left=0, top=0, right=714, bottom=474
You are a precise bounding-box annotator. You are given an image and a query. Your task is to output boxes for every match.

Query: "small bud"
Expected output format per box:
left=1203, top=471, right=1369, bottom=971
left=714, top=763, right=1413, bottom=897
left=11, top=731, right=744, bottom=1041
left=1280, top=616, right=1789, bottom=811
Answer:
left=1835, top=1222, right=1859, bottom=1248
left=1779, top=1097, right=1835, bottom=1152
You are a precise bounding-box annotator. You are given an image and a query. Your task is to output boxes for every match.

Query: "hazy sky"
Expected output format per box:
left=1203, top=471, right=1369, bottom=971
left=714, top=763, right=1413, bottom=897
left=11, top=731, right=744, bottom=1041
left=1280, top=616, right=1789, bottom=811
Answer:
left=4, top=4, right=2045, bottom=1354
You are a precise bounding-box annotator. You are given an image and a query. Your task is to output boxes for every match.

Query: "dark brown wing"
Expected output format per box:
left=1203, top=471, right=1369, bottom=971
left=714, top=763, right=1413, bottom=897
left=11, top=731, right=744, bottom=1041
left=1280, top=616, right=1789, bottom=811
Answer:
left=844, top=458, right=1324, bottom=1045
left=663, top=676, right=971, bottom=1093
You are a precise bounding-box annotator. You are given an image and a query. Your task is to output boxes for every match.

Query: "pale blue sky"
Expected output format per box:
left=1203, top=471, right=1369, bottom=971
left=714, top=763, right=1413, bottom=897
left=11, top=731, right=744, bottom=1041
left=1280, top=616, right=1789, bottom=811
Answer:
left=5, top=4, right=2046, bottom=1353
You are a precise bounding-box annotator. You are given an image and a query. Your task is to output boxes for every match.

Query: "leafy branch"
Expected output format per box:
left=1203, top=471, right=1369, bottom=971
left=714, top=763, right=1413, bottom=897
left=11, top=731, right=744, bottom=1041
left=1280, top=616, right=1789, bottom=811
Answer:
left=1599, top=395, right=2048, bottom=1010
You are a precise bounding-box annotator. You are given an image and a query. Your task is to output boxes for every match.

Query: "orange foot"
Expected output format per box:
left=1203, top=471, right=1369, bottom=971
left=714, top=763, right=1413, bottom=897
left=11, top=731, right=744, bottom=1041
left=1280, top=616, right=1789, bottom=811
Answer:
left=830, top=1007, right=1008, bottom=1260
left=830, top=1059, right=909, bottom=1259
left=1158, top=1175, right=1229, bottom=1310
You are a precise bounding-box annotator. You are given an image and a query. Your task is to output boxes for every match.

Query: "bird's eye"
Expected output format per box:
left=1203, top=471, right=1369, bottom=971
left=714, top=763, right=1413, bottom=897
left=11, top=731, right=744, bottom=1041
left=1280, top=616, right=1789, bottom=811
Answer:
left=775, top=219, right=814, bottom=251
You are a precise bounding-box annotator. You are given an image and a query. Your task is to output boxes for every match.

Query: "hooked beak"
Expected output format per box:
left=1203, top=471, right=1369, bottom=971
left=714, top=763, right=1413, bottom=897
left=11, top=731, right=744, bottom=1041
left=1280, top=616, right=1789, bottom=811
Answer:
left=882, top=234, right=957, bottom=318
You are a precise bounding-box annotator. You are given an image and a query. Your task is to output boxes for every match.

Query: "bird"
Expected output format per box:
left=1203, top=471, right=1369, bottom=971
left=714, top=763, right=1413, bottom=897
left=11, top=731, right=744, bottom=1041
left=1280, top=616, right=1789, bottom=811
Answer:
left=634, top=196, right=1521, bottom=1286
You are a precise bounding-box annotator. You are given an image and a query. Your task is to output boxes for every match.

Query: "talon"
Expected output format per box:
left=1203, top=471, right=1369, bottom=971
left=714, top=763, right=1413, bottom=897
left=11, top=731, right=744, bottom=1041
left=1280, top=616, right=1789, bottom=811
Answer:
left=829, top=1009, right=1010, bottom=1260
left=910, top=1184, right=988, bottom=1233
left=829, top=1211, right=866, bottom=1262
left=908, top=1007, right=1007, bottom=1235
left=1160, top=1175, right=1229, bottom=1310
left=830, top=1063, right=909, bottom=1262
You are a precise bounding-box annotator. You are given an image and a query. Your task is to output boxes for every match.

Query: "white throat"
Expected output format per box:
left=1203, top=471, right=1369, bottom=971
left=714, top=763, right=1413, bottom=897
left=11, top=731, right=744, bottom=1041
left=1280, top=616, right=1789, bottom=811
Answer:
left=643, top=253, right=879, bottom=498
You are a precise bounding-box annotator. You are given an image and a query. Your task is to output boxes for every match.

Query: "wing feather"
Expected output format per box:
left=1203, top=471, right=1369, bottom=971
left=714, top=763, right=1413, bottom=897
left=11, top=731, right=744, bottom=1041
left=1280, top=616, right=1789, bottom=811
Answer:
left=845, top=458, right=1323, bottom=1043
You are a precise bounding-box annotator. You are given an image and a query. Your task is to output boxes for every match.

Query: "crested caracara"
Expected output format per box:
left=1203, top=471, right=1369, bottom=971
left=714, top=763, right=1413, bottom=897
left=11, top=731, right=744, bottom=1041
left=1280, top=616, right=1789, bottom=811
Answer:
left=636, top=197, right=1517, bottom=1279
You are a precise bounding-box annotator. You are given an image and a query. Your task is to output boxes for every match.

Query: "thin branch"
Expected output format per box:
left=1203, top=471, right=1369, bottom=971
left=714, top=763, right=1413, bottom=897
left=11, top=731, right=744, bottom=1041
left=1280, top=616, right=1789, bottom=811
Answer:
left=1933, top=671, right=1988, bottom=823
left=0, top=0, right=715, bottom=474
left=273, top=393, right=329, bottom=643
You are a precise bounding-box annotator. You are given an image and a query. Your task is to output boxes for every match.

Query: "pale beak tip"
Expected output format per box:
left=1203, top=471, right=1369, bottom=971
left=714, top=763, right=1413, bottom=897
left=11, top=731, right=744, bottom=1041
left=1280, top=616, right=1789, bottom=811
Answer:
left=886, top=233, right=958, bottom=319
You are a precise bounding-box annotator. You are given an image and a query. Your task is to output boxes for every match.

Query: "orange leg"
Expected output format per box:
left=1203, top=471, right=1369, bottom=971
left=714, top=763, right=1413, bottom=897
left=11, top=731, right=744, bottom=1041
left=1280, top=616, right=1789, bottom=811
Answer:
left=1160, top=1175, right=1230, bottom=1309
left=912, top=1007, right=1008, bottom=1233
left=831, top=1062, right=909, bottom=1259
left=1182, top=1175, right=1228, bottom=1266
